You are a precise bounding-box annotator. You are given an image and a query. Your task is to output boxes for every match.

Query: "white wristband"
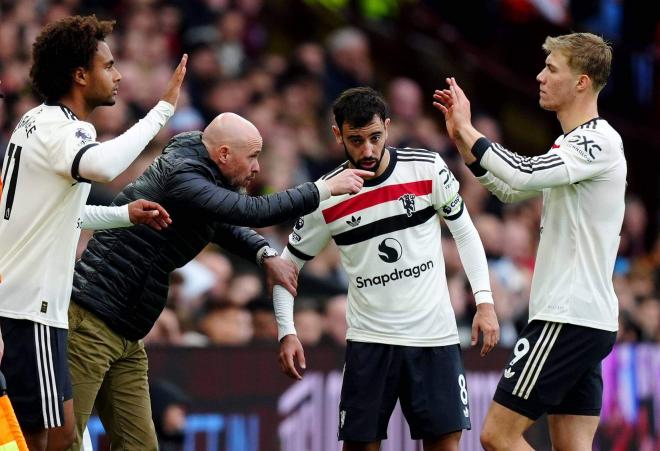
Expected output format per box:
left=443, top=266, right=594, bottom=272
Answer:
left=475, top=290, right=494, bottom=305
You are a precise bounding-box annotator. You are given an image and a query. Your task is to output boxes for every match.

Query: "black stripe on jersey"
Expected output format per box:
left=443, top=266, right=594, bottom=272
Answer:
left=396, top=149, right=436, bottom=162
left=71, top=143, right=98, bottom=183
left=443, top=201, right=464, bottom=221
left=397, top=157, right=435, bottom=164
left=492, top=143, right=562, bottom=166
left=333, top=206, right=436, bottom=246
left=287, top=243, right=314, bottom=261
left=490, top=145, right=564, bottom=174
left=321, top=162, right=349, bottom=180
left=59, top=106, right=76, bottom=121
left=3, top=144, right=21, bottom=220
left=579, top=118, right=600, bottom=130
left=492, top=147, right=564, bottom=172
left=397, top=147, right=435, bottom=155
left=496, top=148, right=562, bottom=170
left=2, top=142, right=15, bottom=185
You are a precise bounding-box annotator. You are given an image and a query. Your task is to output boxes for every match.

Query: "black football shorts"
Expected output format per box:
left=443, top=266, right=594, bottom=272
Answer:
left=0, top=317, right=72, bottom=431
left=338, top=341, right=471, bottom=442
left=494, top=320, right=616, bottom=420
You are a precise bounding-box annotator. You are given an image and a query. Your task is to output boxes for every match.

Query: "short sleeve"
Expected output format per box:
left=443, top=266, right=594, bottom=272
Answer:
left=432, top=156, right=461, bottom=211
left=554, top=128, right=618, bottom=184
left=286, top=207, right=332, bottom=261
left=51, top=121, right=99, bottom=181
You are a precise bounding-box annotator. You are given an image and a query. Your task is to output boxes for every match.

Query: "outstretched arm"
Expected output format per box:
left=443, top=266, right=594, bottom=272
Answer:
left=167, top=166, right=371, bottom=228
left=82, top=200, right=171, bottom=230
left=464, top=138, right=572, bottom=191
left=433, top=78, right=609, bottom=191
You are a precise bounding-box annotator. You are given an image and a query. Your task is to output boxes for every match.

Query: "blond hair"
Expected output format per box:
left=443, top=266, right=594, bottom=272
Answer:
left=543, top=33, right=612, bottom=92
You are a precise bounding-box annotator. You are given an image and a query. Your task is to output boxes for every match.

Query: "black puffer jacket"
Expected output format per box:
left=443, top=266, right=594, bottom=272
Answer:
left=72, top=131, right=321, bottom=340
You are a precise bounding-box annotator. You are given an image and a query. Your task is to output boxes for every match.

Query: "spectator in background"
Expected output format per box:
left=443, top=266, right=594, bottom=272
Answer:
left=249, top=298, right=279, bottom=343
left=324, top=27, right=377, bottom=103
left=144, top=308, right=183, bottom=346
left=215, top=9, right=247, bottom=78
left=635, top=295, right=660, bottom=342
left=224, top=271, right=263, bottom=308
left=620, top=195, right=649, bottom=259
left=321, top=295, right=348, bottom=348
left=200, top=306, right=254, bottom=345
left=293, top=42, right=326, bottom=76
left=386, top=77, right=424, bottom=146
left=293, top=298, right=324, bottom=346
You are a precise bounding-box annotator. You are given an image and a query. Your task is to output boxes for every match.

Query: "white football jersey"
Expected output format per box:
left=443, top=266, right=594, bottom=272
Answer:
left=288, top=148, right=465, bottom=346
left=0, top=104, right=99, bottom=328
left=476, top=118, right=626, bottom=332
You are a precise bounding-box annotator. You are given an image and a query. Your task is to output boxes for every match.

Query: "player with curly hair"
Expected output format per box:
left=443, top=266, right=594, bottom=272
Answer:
left=0, top=15, right=186, bottom=450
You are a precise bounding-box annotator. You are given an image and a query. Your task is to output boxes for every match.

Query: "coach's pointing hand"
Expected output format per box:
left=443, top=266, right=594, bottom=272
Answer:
left=472, top=303, right=500, bottom=357
left=161, top=54, right=188, bottom=108
left=324, top=169, right=374, bottom=196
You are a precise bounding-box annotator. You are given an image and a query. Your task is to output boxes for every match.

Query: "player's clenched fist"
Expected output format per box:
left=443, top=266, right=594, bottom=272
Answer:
left=324, top=168, right=374, bottom=195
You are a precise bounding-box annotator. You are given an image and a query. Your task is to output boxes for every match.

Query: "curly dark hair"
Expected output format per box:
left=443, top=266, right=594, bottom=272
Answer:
left=29, top=15, right=115, bottom=102
left=332, top=87, right=389, bottom=130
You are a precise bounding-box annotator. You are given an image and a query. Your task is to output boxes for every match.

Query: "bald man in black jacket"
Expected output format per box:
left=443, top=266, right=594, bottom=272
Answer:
left=59, top=112, right=371, bottom=450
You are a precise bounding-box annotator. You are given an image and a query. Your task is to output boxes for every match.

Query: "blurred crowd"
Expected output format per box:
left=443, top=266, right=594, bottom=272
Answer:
left=1, top=0, right=658, bottom=349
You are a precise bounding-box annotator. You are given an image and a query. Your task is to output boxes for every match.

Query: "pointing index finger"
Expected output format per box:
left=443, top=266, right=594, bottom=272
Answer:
left=352, top=169, right=375, bottom=178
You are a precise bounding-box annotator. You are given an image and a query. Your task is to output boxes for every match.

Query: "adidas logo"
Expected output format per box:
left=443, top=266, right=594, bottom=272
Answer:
left=346, top=215, right=361, bottom=227
left=504, top=367, right=515, bottom=379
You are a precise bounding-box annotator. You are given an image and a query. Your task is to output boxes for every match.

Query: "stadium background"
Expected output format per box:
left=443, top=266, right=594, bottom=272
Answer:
left=0, top=0, right=658, bottom=450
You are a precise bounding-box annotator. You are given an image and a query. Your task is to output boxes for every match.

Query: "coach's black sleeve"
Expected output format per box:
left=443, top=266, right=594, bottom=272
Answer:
left=165, top=162, right=320, bottom=227
left=212, top=223, right=268, bottom=264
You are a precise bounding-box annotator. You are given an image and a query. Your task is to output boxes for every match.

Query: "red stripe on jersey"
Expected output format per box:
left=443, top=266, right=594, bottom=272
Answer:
left=551, top=144, right=560, bottom=149
left=322, top=180, right=433, bottom=223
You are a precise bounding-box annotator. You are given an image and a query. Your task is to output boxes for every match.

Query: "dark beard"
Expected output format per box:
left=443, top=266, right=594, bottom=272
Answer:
left=343, top=144, right=385, bottom=173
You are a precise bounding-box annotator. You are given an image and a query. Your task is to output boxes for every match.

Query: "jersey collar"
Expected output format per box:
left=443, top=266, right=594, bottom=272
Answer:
left=563, top=117, right=602, bottom=137
left=43, top=102, right=79, bottom=121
